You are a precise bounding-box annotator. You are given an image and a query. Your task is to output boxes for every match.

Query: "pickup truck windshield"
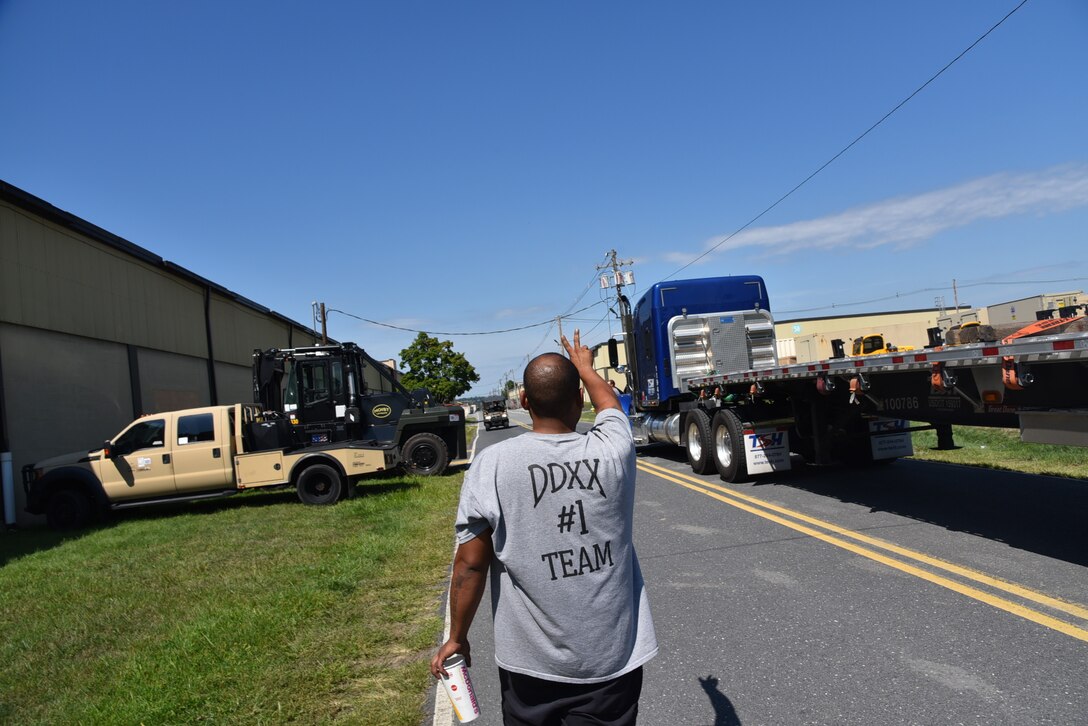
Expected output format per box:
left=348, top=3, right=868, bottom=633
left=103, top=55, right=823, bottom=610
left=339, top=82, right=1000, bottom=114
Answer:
left=114, top=419, right=165, bottom=453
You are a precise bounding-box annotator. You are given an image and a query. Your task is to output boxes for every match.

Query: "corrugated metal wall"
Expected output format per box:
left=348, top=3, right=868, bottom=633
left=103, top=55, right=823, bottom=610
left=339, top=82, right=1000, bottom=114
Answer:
left=0, top=189, right=318, bottom=526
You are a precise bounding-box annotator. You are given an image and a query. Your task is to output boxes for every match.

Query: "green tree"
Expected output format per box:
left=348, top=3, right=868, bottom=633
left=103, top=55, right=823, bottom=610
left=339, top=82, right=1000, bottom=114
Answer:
left=399, top=332, right=480, bottom=404
left=504, top=380, right=517, bottom=392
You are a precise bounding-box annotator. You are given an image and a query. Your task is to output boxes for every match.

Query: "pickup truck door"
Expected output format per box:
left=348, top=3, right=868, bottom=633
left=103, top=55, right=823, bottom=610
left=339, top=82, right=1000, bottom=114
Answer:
left=99, top=417, right=176, bottom=500
left=172, top=410, right=234, bottom=493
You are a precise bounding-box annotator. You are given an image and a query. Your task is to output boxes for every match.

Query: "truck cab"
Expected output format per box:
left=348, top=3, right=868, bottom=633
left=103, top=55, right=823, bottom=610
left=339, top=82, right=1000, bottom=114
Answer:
left=24, top=405, right=251, bottom=528
left=253, top=343, right=467, bottom=476
left=482, top=398, right=509, bottom=430
left=24, top=403, right=397, bottom=529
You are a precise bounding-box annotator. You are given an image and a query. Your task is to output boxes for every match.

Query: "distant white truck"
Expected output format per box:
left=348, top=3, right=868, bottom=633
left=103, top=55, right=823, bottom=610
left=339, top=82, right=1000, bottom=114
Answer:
left=23, top=403, right=397, bottom=529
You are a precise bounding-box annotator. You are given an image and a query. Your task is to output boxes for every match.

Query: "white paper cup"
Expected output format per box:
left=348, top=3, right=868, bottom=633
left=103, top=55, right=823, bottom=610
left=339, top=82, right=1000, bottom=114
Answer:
left=440, top=654, right=480, bottom=723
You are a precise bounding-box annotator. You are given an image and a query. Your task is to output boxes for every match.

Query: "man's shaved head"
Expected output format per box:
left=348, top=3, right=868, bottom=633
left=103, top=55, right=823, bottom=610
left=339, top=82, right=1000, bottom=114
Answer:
left=523, top=353, right=580, bottom=420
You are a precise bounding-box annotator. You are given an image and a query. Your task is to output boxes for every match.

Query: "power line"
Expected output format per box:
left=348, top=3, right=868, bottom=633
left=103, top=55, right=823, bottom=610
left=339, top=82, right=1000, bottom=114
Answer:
left=326, top=253, right=610, bottom=339
left=663, top=0, right=1031, bottom=281
left=578, top=308, right=615, bottom=338
left=327, top=300, right=606, bottom=336
left=525, top=320, right=557, bottom=361
left=329, top=3, right=1032, bottom=354
left=562, top=256, right=612, bottom=316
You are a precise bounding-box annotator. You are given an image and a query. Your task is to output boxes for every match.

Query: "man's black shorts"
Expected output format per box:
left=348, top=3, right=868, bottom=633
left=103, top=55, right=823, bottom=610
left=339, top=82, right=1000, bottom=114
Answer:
left=498, top=666, right=643, bottom=726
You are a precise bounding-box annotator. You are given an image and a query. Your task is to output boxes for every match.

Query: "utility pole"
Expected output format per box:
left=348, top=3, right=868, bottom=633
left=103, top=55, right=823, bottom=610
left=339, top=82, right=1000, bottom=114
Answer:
left=320, top=302, right=328, bottom=344
left=596, top=249, right=635, bottom=294
left=596, top=250, right=637, bottom=391
left=596, top=249, right=635, bottom=336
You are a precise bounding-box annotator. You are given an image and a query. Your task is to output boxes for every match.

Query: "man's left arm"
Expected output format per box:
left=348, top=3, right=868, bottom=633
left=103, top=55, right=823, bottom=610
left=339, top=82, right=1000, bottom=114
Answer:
left=430, top=529, right=494, bottom=677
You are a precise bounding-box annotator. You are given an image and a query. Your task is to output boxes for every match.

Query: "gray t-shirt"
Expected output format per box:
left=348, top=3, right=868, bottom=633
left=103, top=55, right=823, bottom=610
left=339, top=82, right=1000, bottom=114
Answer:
left=455, top=408, right=658, bottom=684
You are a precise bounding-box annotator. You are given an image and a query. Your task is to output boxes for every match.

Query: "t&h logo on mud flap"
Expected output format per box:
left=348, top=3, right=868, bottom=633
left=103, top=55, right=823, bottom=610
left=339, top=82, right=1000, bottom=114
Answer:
left=743, top=427, right=790, bottom=475
left=371, top=404, right=392, bottom=418
left=869, top=419, right=908, bottom=434
left=868, top=418, right=914, bottom=459
left=747, top=431, right=784, bottom=450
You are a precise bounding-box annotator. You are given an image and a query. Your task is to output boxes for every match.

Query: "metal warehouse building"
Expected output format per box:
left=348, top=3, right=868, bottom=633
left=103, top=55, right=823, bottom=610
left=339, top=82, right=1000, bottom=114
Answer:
left=774, top=308, right=958, bottom=363
left=0, top=180, right=319, bottom=526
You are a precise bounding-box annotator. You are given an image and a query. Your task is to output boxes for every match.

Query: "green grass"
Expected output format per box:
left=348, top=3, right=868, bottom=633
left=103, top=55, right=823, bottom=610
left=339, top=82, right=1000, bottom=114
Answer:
left=0, top=472, right=463, bottom=725
left=910, top=425, right=1088, bottom=479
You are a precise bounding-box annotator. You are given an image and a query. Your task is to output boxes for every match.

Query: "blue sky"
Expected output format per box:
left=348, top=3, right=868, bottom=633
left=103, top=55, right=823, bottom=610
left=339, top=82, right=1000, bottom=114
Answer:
left=2, top=1, right=1086, bottom=396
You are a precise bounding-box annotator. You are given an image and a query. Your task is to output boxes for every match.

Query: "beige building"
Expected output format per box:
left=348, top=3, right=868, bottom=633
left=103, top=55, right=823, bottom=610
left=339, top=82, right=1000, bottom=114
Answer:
left=1, top=180, right=320, bottom=526
left=774, top=307, right=967, bottom=363
left=985, top=291, right=1083, bottom=326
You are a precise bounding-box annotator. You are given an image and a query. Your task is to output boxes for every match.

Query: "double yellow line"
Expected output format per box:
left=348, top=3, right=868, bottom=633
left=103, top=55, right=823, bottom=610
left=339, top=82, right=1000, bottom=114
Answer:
left=637, top=459, right=1088, bottom=643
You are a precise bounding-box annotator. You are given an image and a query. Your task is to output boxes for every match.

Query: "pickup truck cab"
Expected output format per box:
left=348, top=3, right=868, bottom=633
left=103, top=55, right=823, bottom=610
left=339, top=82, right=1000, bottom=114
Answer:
left=23, top=403, right=397, bottom=529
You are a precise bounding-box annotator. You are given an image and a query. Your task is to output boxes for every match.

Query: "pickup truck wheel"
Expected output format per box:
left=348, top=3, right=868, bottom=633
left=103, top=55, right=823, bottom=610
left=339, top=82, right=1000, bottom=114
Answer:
left=296, top=464, right=343, bottom=505
left=684, top=410, right=714, bottom=475
left=711, top=409, right=748, bottom=483
left=402, top=432, right=448, bottom=476
left=46, top=487, right=91, bottom=530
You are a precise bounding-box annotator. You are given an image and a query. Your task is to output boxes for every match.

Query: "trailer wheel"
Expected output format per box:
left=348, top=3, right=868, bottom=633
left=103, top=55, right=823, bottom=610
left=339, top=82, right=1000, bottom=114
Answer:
left=46, top=487, right=92, bottom=530
left=685, top=410, right=715, bottom=474
left=401, top=432, right=449, bottom=477
left=296, top=463, right=343, bottom=505
left=711, top=409, right=748, bottom=483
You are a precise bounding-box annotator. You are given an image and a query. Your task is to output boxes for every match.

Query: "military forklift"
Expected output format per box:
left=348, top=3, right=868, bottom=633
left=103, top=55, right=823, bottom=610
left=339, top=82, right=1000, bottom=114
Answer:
left=253, top=343, right=466, bottom=476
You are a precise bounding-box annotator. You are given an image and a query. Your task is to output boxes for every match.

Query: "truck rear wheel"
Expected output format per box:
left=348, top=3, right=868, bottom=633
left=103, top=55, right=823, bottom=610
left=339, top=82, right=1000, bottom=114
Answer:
left=685, top=410, right=714, bottom=475
left=711, top=409, right=748, bottom=483
left=402, top=432, right=449, bottom=476
left=296, top=464, right=343, bottom=505
left=46, top=487, right=92, bottom=530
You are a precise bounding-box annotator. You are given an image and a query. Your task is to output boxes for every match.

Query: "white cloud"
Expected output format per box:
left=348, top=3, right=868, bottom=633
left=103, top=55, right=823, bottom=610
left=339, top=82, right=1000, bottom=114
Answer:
left=665, top=163, right=1088, bottom=263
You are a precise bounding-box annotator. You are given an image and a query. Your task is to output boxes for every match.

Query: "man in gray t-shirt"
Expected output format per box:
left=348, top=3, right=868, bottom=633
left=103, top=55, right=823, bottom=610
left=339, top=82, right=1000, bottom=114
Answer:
left=432, top=331, right=657, bottom=725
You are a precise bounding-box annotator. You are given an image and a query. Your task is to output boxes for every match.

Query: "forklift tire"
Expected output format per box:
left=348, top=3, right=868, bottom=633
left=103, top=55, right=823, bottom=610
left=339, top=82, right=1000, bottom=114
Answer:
left=296, top=464, right=343, bottom=505
left=684, top=410, right=715, bottom=475
left=401, top=432, right=449, bottom=477
left=46, top=487, right=92, bottom=530
left=711, top=409, right=748, bottom=483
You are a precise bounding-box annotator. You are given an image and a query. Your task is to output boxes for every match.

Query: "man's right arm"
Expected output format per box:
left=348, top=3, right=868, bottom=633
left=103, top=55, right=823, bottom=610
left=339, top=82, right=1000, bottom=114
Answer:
left=430, top=529, right=494, bottom=677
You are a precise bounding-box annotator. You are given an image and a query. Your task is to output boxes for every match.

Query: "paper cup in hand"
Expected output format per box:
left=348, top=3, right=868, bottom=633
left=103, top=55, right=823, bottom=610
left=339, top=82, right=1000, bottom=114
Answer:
left=440, top=654, right=480, bottom=723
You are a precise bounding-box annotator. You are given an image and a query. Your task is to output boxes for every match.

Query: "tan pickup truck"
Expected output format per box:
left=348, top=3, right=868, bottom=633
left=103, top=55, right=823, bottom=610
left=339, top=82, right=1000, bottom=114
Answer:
left=23, top=403, right=397, bottom=529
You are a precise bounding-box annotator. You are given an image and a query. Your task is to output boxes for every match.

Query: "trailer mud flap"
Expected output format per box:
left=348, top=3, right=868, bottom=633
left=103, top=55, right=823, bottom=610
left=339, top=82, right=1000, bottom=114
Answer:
left=869, top=419, right=914, bottom=459
left=744, top=427, right=791, bottom=475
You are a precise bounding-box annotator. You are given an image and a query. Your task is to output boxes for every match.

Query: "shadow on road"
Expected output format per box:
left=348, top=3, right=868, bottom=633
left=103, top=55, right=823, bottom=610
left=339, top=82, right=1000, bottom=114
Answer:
left=698, top=674, right=742, bottom=726
left=639, top=446, right=1088, bottom=568
left=774, top=459, right=1088, bottom=567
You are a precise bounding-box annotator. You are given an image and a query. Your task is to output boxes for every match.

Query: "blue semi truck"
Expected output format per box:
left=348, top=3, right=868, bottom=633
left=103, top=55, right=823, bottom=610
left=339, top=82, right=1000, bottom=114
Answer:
left=607, top=275, right=1088, bottom=482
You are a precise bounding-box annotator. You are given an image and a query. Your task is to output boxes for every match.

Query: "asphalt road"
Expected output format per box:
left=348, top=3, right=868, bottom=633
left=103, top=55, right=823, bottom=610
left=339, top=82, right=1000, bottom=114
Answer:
left=429, top=408, right=1088, bottom=725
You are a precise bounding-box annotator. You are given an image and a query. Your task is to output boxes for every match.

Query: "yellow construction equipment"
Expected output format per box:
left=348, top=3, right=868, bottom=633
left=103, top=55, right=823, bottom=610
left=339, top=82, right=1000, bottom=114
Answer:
left=850, top=333, right=915, bottom=356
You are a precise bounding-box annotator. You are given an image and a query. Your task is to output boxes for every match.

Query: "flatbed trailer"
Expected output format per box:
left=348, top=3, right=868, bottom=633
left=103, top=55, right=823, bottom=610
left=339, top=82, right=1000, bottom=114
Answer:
left=686, top=330, right=1088, bottom=435
left=614, top=276, right=1088, bottom=482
